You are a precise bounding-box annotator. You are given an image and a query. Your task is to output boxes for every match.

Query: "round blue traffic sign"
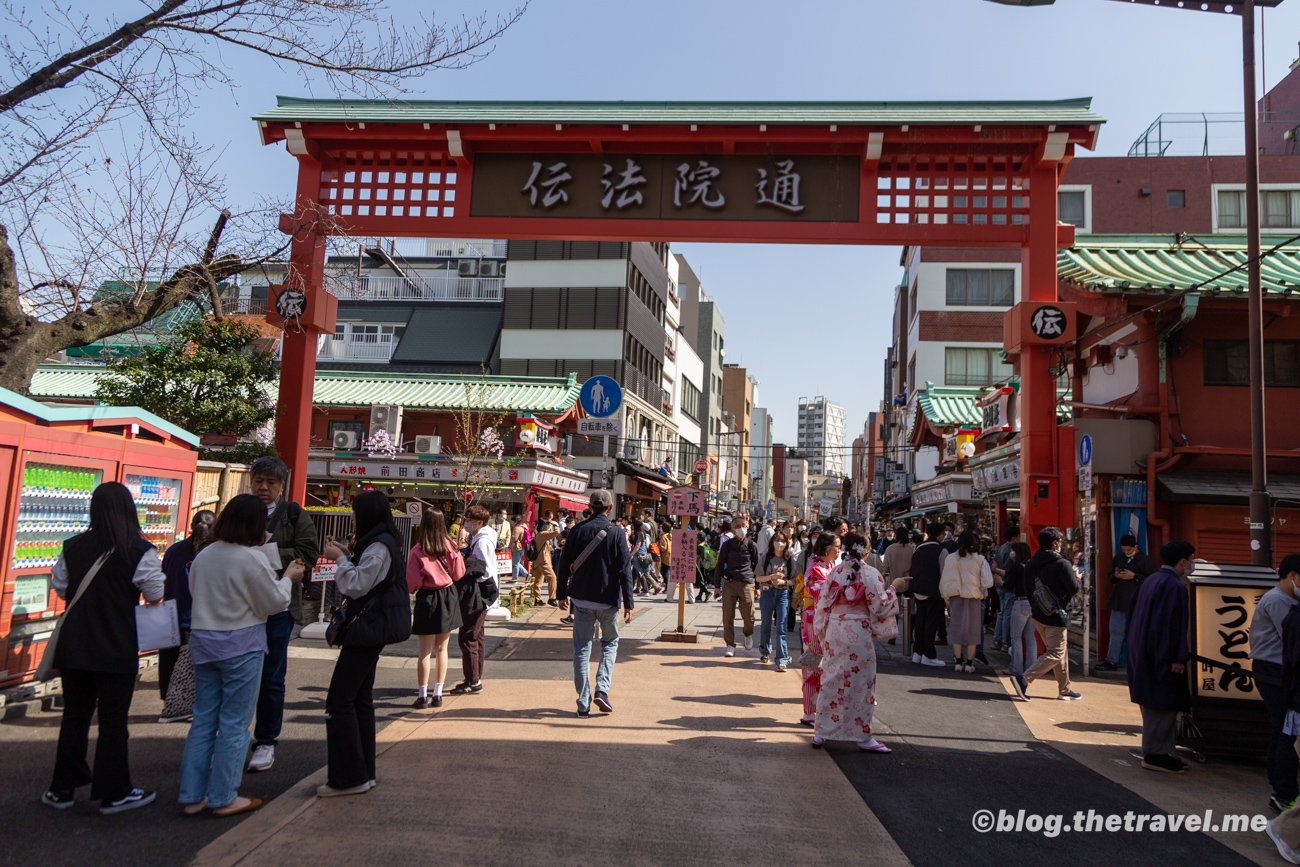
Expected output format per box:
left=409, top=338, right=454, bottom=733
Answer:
left=1078, top=434, right=1092, bottom=467
left=580, top=375, right=622, bottom=418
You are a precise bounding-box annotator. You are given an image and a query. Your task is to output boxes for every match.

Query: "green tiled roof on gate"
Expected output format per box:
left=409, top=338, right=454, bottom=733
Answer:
left=29, top=365, right=582, bottom=414
left=1058, top=235, right=1300, bottom=297
left=254, top=96, right=1105, bottom=127
left=913, top=382, right=986, bottom=435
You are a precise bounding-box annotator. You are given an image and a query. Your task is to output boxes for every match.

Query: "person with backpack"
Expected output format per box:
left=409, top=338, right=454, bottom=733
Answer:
left=556, top=490, right=634, bottom=717
left=1010, top=526, right=1082, bottom=702
left=696, top=535, right=718, bottom=602
left=246, top=456, right=319, bottom=774
left=527, top=516, right=561, bottom=606
left=407, top=509, right=465, bottom=710
left=631, top=524, right=655, bottom=595
left=318, top=491, right=411, bottom=797
left=512, top=519, right=530, bottom=581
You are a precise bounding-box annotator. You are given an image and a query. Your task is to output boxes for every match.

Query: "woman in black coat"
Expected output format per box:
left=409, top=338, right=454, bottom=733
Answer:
left=43, top=482, right=164, bottom=814
left=317, top=491, right=409, bottom=797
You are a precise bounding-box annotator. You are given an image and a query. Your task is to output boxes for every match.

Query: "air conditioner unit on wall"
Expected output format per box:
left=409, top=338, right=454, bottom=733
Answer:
left=478, top=260, right=500, bottom=277
left=369, top=404, right=403, bottom=443
left=414, top=435, right=441, bottom=455
left=333, top=430, right=360, bottom=450
left=457, top=259, right=479, bottom=277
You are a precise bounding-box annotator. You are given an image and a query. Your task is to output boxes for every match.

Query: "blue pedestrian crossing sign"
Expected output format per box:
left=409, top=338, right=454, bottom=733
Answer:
left=1078, top=434, right=1092, bottom=467
left=580, top=376, right=622, bottom=418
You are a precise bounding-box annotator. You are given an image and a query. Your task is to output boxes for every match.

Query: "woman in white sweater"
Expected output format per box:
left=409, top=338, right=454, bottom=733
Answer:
left=178, top=494, right=304, bottom=817
left=939, top=530, right=994, bottom=673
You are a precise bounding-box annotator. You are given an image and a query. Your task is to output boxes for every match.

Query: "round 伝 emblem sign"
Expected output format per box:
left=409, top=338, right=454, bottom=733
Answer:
left=275, top=287, right=307, bottom=320
left=1028, top=304, right=1066, bottom=339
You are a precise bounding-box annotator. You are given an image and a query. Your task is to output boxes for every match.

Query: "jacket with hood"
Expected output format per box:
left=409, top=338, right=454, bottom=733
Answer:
left=1026, top=548, right=1081, bottom=627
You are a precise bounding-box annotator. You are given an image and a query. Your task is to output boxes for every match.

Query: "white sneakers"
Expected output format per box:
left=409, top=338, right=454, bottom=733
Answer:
left=724, top=648, right=735, bottom=658
left=247, top=744, right=275, bottom=772
left=911, top=653, right=922, bottom=664
left=920, top=656, right=946, bottom=667
left=743, top=634, right=753, bottom=650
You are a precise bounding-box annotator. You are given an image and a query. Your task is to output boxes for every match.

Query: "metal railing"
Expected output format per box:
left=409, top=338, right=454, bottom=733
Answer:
left=217, top=293, right=267, bottom=316
left=317, top=336, right=395, bottom=361
left=623, top=365, right=666, bottom=410
left=332, top=274, right=503, bottom=302
left=329, top=237, right=507, bottom=259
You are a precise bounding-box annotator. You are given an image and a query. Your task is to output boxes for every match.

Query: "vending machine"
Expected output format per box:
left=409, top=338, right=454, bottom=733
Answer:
left=0, top=387, right=199, bottom=688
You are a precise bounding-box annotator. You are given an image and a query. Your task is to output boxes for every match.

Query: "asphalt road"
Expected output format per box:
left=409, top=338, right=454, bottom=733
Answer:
left=828, top=650, right=1257, bottom=867
left=0, top=657, right=417, bottom=867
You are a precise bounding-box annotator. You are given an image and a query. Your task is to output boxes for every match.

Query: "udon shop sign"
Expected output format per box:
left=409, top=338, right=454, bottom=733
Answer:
left=471, top=154, right=860, bottom=222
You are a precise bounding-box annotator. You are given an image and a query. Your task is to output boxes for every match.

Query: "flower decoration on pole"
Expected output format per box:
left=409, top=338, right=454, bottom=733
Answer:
left=365, top=427, right=397, bottom=458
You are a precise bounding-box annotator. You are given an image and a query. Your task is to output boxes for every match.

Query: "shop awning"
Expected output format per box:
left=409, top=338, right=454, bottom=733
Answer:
left=533, top=486, right=589, bottom=513
left=1059, top=235, right=1300, bottom=298
left=29, top=364, right=583, bottom=415
left=894, top=505, right=953, bottom=520
left=1157, top=471, right=1300, bottom=505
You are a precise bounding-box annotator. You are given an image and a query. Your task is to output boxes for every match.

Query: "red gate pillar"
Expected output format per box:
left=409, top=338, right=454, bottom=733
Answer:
left=1019, top=160, right=1063, bottom=543
left=275, top=155, right=329, bottom=505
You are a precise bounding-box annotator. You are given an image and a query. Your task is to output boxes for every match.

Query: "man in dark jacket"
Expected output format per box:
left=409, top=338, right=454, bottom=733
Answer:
left=1012, top=527, right=1082, bottom=701
left=1095, top=534, right=1157, bottom=672
left=1266, top=555, right=1300, bottom=858
left=248, top=456, right=319, bottom=773
left=909, top=523, right=947, bottom=667
left=714, top=515, right=759, bottom=656
left=1126, top=540, right=1194, bottom=774
left=557, top=490, right=634, bottom=718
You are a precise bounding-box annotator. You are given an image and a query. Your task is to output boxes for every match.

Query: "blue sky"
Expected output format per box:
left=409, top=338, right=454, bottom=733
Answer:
left=133, top=0, right=1300, bottom=444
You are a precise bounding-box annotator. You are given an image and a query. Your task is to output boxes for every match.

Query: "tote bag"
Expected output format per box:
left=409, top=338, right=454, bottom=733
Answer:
left=136, top=598, right=182, bottom=652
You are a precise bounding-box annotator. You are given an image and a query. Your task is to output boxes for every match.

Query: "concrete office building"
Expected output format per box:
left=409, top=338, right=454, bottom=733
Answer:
left=797, top=396, right=846, bottom=478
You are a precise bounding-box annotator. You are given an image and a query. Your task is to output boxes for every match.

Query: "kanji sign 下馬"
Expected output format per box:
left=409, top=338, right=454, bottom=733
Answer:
left=667, top=485, right=706, bottom=516
left=670, top=529, right=697, bottom=585
left=471, top=154, right=859, bottom=222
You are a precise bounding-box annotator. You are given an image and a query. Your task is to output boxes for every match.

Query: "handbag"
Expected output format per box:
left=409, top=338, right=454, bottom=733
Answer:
left=799, top=648, right=823, bottom=669
left=136, top=598, right=181, bottom=652
left=36, top=550, right=111, bottom=682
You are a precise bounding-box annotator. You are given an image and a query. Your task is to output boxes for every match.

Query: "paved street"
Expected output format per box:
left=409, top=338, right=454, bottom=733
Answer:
left=0, top=597, right=1279, bottom=867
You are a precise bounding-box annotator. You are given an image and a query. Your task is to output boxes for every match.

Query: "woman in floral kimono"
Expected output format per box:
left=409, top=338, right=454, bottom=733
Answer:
left=811, top=532, right=908, bottom=753
left=797, top=533, right=841, bottom=726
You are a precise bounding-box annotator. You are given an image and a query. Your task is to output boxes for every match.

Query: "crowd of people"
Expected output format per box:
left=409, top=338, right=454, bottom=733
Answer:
left=38, top=463, right=1300, bottom=864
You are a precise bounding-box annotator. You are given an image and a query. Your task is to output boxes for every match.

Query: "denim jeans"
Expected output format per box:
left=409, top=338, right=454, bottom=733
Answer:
left=758, top=587, right=791, bottom=664
left=994, top=589, right=1015, bottom=645
left=179, top=650, right=264, bottom=808
left=1105, top=609, right=1127, bottom=665
left=512, top=550, right=527, bottom=580
left=573, top=606, right=620, bottom=711
left=1008, top=599, right=1038, bottom=676
left=253, top=610, right=294, bottom=747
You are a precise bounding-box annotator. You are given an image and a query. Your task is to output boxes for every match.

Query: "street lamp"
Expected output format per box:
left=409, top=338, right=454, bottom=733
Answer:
left=987, top=0, right=1281, bottom=566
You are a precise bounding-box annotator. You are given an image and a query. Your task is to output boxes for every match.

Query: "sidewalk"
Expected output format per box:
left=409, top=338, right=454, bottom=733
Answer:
left=195, top=606, right=908, bottom=867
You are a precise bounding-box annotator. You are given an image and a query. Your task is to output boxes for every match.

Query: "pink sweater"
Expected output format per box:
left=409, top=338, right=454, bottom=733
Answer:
left=406, top=544, right=466, bottom=592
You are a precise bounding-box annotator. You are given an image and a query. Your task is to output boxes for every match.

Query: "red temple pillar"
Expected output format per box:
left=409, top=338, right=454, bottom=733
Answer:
left=1018, top=160, right=1063, bottom=543
left=275, top=155, right=330, bottom=505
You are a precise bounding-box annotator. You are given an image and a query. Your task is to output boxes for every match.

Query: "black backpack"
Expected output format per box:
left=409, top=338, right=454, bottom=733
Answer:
left=525, top=537, right=540, bottom=561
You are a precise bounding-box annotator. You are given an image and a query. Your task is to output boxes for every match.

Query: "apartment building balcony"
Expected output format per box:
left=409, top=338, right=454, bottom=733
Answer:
left=333, top=274, right=503, bottom=302
left=623, top=365, right=667, bottom=411
left=317, top=333, right=397, bottom=362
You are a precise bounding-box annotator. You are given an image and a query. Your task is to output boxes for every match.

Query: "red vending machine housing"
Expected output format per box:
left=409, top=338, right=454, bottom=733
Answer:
left=0, top=387, right=199, bottom=688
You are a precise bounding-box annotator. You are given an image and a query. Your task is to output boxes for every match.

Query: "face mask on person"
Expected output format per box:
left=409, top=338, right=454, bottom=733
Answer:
left=735, top=527, right=748, bottom=539
left=774, top=541, right=786, bottom=552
